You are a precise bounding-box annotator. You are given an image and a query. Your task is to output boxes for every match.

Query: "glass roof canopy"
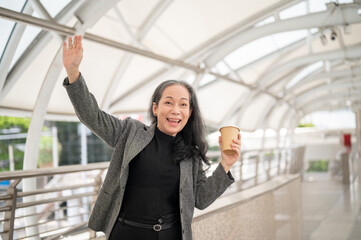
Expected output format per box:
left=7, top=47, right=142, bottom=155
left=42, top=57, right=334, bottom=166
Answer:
left=0, top=0, right=360, bottom=132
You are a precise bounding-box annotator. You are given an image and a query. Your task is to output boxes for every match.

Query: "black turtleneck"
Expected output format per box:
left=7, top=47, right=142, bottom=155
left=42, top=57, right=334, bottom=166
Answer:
left=119, top=127, right=180, bottom=221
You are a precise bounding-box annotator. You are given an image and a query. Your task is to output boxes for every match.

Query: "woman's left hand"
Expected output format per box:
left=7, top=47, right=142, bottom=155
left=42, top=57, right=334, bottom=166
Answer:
left=219, top=133, right=241, bottom=173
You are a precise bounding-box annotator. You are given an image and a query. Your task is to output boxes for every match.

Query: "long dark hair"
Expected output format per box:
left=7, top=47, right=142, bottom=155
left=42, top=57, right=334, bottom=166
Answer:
left=148, top=80, right=210, bottom=166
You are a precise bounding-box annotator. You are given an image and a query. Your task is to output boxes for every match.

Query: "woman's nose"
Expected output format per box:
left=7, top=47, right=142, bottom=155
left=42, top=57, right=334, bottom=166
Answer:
left=171, top=105, right=180, bottom=114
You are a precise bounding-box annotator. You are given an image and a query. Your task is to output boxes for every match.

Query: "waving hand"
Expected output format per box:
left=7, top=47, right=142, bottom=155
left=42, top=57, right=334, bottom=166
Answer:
left=62, top=35, right=83, bottom=83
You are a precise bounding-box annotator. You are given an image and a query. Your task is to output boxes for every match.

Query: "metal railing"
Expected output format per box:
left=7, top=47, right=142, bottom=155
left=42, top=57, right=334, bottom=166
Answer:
left=0, top=162, right=109, bottom=240
left=0, top=146, right=305, bottom=239
left=208, top=145, right=305, bottom=195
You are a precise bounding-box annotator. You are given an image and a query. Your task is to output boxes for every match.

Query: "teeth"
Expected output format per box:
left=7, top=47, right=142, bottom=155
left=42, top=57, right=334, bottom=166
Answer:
left=168, top=119, right=180, bottom=123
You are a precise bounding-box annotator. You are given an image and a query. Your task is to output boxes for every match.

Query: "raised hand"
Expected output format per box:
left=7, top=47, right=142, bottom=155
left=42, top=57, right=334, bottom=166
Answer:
left=219, top=133, right=241, bottom=173
left=62, top=35, right=83, bottom=83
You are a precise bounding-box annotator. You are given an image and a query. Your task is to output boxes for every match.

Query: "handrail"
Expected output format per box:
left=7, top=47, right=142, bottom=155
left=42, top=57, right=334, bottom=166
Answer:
left=0, top=145, right=305, bottom=239
left=0, top=161, right=109, bottom=181
left=0, top=163, right=105, bottom=240
left=17, top=182, right=98, bottom=197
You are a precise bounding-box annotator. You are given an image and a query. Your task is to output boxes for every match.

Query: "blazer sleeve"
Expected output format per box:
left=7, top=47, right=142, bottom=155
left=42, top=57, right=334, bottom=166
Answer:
left=194, top=160, right=235, bottom=210
left=63, top=74, right=127, bottom=148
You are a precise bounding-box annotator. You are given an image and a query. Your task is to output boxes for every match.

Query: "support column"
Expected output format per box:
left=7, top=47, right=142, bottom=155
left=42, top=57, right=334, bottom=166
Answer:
left=80, top=123, right=88, bottom=165
left=356, top=110, right=361, bottom=159
left=8, top=145, right=14, bottom=171
left=22, top=47, right=63, bottom=240
left=52, top=126, right=58, bottom=168
left=80, top=123, right=88, bottom=221
left=276, top=130, right=281, bottom=175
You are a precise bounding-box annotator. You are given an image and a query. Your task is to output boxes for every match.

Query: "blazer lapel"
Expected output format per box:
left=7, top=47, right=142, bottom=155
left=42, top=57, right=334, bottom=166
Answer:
left=124, top=124, right=155, bottom=166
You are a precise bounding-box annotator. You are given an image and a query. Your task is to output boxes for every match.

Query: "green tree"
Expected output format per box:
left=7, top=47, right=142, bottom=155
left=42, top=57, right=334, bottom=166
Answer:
left=0, top=116, right=31, bottom=171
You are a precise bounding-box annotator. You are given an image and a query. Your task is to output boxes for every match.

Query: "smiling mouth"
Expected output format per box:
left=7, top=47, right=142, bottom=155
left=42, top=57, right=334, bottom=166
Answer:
left=167, top=118, right=181, bottom=126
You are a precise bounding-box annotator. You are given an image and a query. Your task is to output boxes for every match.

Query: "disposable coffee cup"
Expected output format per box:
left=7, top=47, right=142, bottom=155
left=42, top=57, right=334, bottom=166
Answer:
left=219, top=126, right=240, bottom=155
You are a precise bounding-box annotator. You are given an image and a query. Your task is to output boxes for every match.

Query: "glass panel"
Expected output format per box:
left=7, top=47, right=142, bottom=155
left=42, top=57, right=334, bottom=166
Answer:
left=10, top=25, right=41, bottom=69
left=309, top=0, right=327, bottom=13
left=271, top=30, right=308, bottom=49
left=199, top=73, right=216, bottom=87
left=7, top=1, right=72, bottom=69
left=279, top=0, right=329, bottom=19
left=279, top=2, right=307, bottom=20
left=223, top=29, right=309, bottom=74
left=0, top=0, right=26, bottom=62
left=40, top=0, right=72, bottom=18
left=254, top=16, right=275, bottom=27
left=286, top=61, right=323, bottom=89
left=215, top=61, right=231, bottom=75
left=224, top=36, right=278, bottom=70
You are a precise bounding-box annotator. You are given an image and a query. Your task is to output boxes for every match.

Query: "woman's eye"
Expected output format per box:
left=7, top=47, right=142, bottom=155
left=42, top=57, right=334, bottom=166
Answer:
left=165, top=101, right=172, bottom=105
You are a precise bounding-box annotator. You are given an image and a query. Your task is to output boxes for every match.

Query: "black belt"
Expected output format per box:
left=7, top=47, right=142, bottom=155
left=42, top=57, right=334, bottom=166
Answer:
left=118, top=217, right=178, bottom=231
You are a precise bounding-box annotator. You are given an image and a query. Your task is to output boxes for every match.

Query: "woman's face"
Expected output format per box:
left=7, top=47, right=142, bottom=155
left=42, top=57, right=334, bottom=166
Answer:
left=153, top=84, right=192, bottom=136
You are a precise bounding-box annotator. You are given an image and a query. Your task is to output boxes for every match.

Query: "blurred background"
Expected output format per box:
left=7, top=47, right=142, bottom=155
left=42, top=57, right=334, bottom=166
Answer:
left=0, top=0, right=360, bottom=239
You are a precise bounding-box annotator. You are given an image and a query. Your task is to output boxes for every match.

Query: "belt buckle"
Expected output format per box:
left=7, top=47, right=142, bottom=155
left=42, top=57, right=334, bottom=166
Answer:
left=153, top=224, right=162, bottom=231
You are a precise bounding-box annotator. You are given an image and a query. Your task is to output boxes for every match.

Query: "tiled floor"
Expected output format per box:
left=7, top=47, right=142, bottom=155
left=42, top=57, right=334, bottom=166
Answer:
left=302, top=159, right=361, bottom=240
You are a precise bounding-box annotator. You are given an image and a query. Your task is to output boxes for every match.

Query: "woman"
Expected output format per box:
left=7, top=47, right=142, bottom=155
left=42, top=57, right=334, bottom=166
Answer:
left=62, top=35, right=241, bottom=240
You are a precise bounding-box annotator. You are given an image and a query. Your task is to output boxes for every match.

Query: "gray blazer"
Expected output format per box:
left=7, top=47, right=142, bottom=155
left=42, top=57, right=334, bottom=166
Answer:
left=64, top=74, right=234, bottom=240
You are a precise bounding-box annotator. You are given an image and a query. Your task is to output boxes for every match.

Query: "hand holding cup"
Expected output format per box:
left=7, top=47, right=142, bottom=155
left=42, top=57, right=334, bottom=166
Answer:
left=219, top=126, right=241, bottom=173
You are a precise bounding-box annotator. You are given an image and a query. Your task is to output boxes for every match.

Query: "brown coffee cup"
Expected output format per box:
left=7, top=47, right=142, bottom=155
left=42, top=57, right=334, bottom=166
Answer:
left=219, top=126, right=240, bottom=155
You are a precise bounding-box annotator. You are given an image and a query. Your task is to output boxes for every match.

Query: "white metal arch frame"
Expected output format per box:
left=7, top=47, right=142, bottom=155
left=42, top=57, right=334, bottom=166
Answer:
left=258, top=68, right=361, bottom=133
left=296, top=86, right=360, bottom=109
left=282, top=63, right=359, bottom=97
left=225, top=43, right=361, bottom=130
left=299, top=90, right=361, bottom=113
left=286, top=66, right=361, bottom=95
left=294, top=81, right=361, bottom=110
left=0, top=3, right=33, bottom=96
left=0, top=0, right=83, bottom=103
left=258, top=44, right=361, bottom=88
left=204, top=3, right=361, bottom=129
left=101, top=0, right=175, bottom=111
left=265, top=60, right=330, bottom=94
left=199, top=29, right=322, bottom=129
left=201, top=31, right=321, bottom=100
left=291, top=76, right=361, bottom=104
left=106, top=0, right=304, bottom=112
left=303, top=97, right=361, bottom=116
left=204, top=2, right=361, bottom=67
left=220, top=64, right=303, bottom=131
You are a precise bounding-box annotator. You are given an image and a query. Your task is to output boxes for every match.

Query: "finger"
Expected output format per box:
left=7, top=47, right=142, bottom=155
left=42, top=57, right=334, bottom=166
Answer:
left=78, top=35, right=83, bottom=49
left=232, top=141, right=241, bottom=151
left=62, top=41, right=67, bottom=53
left=231, top=144, right=241, bottom=156
left=232, top=143, right=240, bottom=150
left=233, top=134, right=241, bottom=145
left=232, top=138, right=241, bottom=145
left=74, top=35, right=78, bottom=49
left=68, top=36, right=73, bottom=49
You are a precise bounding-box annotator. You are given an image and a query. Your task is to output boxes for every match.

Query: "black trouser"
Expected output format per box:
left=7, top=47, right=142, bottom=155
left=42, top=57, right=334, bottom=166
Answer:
left=109, top=213, right=182, bottom=240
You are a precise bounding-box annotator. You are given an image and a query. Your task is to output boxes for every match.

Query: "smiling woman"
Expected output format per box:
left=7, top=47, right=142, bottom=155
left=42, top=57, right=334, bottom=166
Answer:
left=152, top=83, right=192, bottom=137
left=62, top=35, right=241, bottom=240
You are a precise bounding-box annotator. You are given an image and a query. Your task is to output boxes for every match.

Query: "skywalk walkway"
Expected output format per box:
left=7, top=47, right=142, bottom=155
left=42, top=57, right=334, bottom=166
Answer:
left=302, top=162, right=361, bottom=240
